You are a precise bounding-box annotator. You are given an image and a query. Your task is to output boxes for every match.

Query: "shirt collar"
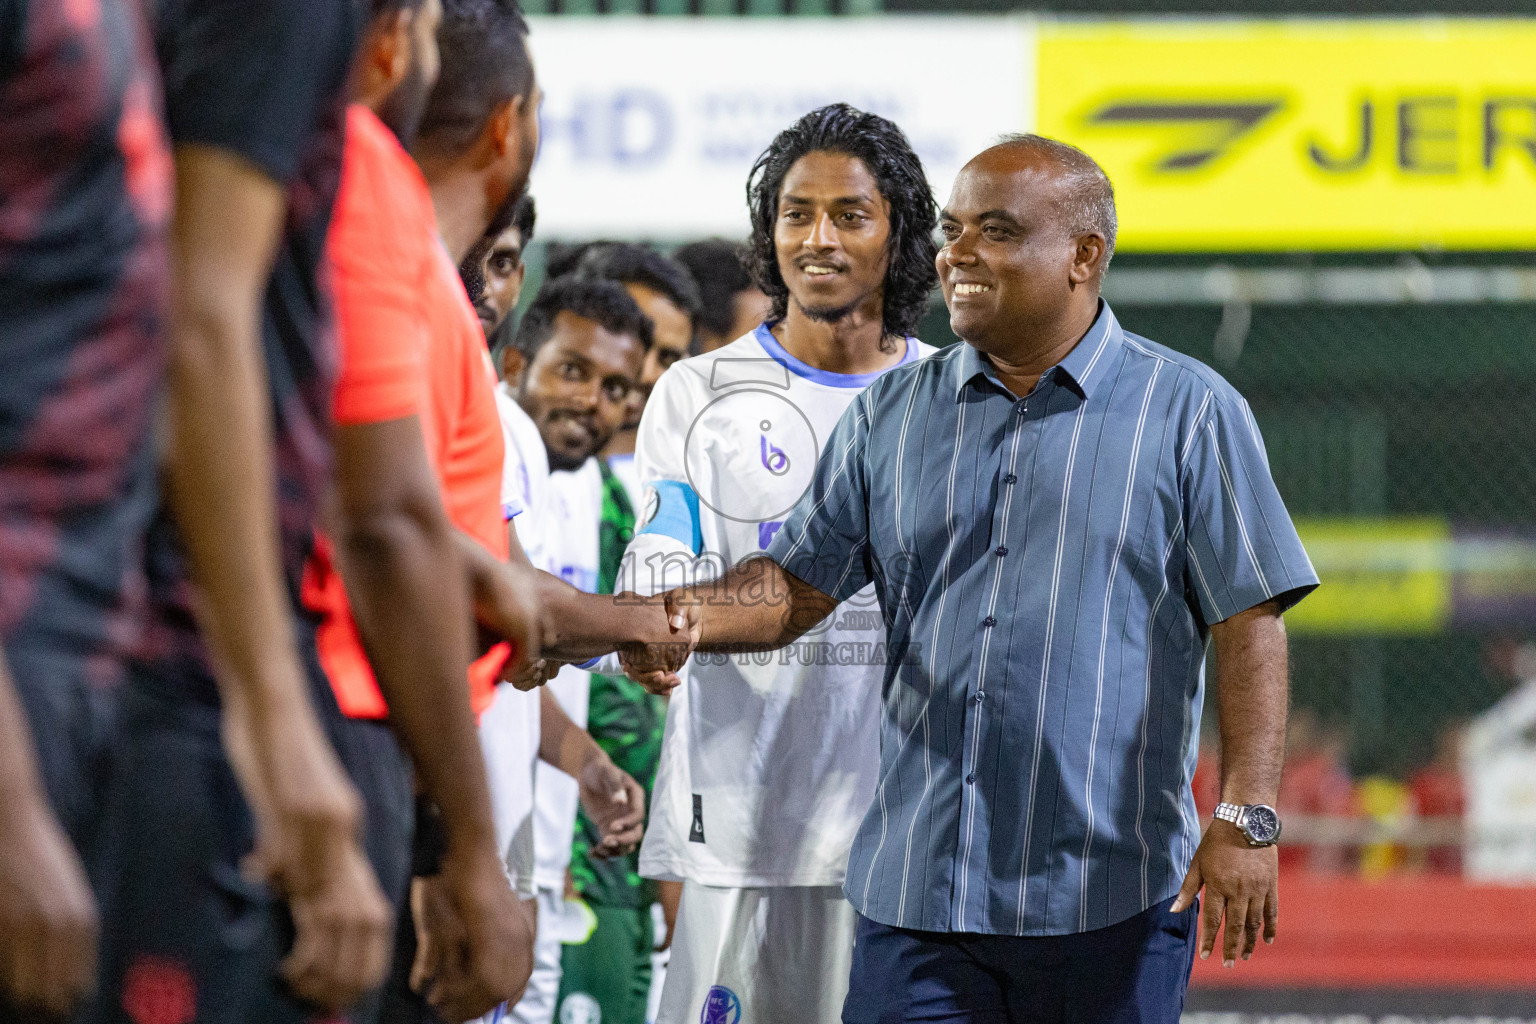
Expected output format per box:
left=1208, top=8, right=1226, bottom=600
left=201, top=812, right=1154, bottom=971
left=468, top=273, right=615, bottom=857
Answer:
left=954, top=300, right=1124, bottom=402
left=755, top=322, right=920, bottom=389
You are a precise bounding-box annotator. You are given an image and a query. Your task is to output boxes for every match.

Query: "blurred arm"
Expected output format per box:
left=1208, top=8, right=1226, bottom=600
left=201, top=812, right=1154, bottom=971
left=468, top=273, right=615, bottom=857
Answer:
left=0, top=649, right=97, bottom=1018
left=162, top=144, right=387, bottom=1011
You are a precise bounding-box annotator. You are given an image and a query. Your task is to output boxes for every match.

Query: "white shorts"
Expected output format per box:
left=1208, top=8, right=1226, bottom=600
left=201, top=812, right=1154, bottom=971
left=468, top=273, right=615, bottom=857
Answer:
left=479, top=683, right=540, bottom=897
left=656, top=881, right=855, bottom=1024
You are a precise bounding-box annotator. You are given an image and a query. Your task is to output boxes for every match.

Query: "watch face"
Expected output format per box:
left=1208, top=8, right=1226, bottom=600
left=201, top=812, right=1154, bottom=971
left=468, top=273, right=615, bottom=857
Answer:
left=1245, top=805, right=1281, bottom=844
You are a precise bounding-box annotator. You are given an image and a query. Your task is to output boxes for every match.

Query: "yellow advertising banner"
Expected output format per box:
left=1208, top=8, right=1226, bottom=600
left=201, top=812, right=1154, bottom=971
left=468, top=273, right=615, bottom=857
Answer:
left=1287, top=519, right=1451, bottom=634
left=1035, top=20, right=1536, bottom=251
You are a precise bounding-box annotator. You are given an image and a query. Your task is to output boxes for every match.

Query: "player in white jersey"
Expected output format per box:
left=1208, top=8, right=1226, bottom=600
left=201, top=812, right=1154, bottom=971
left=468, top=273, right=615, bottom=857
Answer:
left=614, top=105, right=943, bottom=1023
left=485, top=276, right=662, bottom=1024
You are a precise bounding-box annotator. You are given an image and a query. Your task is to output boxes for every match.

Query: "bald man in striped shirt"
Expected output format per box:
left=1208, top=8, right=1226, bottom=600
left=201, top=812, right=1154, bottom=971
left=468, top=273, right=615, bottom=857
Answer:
left=627, top=135, right=1318, bottom=1024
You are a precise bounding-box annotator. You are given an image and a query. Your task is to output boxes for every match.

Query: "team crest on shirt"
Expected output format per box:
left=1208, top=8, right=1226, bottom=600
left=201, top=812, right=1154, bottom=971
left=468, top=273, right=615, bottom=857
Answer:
left=559, top=992, right=602, bottom=1024
left=700, top=985, right=741, bottom=1024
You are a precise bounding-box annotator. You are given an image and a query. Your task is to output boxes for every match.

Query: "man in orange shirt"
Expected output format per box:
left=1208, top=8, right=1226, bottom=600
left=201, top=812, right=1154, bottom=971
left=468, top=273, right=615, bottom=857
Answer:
left=324, top=3, right=651, bottom=1022
left=314, top=0, right=534, bottom=1019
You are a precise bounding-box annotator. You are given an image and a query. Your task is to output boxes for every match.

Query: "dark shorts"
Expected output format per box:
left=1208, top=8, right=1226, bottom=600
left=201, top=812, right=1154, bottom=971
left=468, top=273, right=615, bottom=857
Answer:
left=843, top=896, right=1198, bottom=1024
left=90, top=636, right=413, bottom=1024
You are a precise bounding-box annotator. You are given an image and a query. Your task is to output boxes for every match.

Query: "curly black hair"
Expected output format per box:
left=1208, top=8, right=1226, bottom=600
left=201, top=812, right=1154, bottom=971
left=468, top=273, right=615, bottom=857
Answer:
left=745, top=103, right=938, bottom=342
left=512, top=277, right=655, bottom=361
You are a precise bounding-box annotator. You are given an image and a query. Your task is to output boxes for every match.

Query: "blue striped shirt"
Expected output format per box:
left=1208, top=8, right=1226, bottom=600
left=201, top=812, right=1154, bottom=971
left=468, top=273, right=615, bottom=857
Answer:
left=766, top=302, right=1318, bottom=936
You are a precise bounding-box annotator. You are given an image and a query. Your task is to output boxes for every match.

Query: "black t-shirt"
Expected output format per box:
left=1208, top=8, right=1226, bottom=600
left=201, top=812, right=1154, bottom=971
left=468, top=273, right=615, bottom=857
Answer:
left=0, top=0, right=170, bottom=669
left=135, top=0, right=359, bottom=701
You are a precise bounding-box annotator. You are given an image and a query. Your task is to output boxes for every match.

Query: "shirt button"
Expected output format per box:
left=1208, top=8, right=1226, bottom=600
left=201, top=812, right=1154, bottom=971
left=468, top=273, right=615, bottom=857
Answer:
left=966, top=772, right=977, bottom=784
left=974, top=691, right=986, bottom=703
left=1002, top=474, right=1017, bottom=485
left=982, top=616, right=997, bottom=628
left=995, top=545, right=1008, bottom=557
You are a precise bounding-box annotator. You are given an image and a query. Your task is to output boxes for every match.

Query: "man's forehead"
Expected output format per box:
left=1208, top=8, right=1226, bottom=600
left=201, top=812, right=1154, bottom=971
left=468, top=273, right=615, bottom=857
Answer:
left=780, top=151, right=881, bottom=202
left=944, top=158, right=1062, bottom=219
left=550, top=312, right=644, bottom=367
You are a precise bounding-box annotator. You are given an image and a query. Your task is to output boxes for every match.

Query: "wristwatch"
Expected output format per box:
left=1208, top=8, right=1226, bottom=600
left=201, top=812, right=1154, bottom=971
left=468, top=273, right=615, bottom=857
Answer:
left=1213, top=802, right=1282, bottom=847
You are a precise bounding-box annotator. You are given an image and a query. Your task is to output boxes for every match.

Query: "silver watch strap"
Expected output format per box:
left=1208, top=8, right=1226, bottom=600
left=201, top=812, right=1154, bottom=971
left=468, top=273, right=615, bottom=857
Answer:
left=1213, top=802, right=1244, bottom=825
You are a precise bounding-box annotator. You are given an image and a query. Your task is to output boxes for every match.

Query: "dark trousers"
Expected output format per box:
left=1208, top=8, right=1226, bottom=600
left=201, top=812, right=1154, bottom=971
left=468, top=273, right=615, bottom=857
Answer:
left=90, top=641, right=414, bottom=1024
left=842, top=896, right=1198, bottom=1024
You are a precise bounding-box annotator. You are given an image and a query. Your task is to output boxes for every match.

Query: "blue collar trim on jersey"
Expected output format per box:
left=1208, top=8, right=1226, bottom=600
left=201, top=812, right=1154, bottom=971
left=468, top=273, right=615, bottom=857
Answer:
left=754, top=322, right=917, bottom=389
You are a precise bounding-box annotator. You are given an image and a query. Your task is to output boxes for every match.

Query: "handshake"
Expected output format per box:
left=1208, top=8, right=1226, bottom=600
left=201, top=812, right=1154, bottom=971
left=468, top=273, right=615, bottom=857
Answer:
left=503, top=584, right=704, bottom=696
left=617, top=590, right=703, bottom=695
left=505, top=556, right=833, bottom=697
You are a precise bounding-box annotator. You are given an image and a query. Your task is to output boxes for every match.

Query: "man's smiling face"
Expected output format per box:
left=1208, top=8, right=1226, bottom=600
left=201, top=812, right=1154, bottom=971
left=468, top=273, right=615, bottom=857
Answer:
left=936, top=148, right=1087, bottom=356
left=773, top=150, right=891, bottom=325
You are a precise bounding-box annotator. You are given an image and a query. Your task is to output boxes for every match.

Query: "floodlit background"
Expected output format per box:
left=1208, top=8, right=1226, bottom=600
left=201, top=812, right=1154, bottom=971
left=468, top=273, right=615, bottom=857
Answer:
left=512, top=1, right=1536, bottom=1019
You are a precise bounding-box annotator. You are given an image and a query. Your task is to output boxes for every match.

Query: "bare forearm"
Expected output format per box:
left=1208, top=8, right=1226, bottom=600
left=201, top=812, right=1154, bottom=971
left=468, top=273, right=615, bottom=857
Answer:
left=537, top=688, right=603, bottom=778
left=534, top=575, right=666, bottom=663
left=335, top=507, right=495, bottom=854
left=1209, top=599, right=1289, bottom=805
left=163, top=145, right=308, bottom=725
left=165, top=309, right=310, bottom=720
left=0, top=649, right=44, bottom=809
left=454, top=531, right=660, bottom=663
left=684, top=557, right=836, bottom=652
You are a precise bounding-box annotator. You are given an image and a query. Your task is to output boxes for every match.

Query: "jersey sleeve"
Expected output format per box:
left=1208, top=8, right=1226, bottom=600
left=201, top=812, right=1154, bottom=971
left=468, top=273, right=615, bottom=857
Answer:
left=1180, top=390, right=1319, bottom=625
left=767, top=391, right=875, bottom=603
left=156, top=0, right=354, bottom=183
left=496, top=387, right=530, bottom=521
left=618, top=367, right=703, bottom=598
left=327, top=119, right=427, bottom=426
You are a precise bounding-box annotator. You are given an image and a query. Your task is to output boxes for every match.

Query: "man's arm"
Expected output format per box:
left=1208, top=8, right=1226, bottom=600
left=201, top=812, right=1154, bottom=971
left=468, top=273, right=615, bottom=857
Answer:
left=163, top=144, right=388, bottom=1011
left=1171, top=599, right=1288, bottom=968
left=329, top=417, right=528, bottom=1020
left=620, top=557, right=838, bottom=694
left=454, top=528, right=670, bottom=668
left=0, top=650, right=97, bottom=1018
left=538, top=688, right=645, bottom=857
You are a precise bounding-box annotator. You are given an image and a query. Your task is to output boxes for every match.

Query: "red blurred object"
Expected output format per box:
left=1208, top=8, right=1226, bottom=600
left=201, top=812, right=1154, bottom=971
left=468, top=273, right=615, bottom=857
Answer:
left=1189, top=873, right=1536, bottom=989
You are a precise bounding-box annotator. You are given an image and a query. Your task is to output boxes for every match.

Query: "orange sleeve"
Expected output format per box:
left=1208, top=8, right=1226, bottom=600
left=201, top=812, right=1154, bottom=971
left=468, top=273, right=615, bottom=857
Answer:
left=327, top=108, right=429, bottom=427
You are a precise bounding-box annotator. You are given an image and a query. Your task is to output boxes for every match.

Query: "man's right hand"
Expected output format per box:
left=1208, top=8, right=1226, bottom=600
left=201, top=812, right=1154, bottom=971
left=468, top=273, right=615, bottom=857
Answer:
left=619, top=590, right=700, bottom=695
left=411, top=848, right=533, bottom=1022
left=226, top=706, right=391, bottom=1013
left=0, top=793, right=99, bottom=1018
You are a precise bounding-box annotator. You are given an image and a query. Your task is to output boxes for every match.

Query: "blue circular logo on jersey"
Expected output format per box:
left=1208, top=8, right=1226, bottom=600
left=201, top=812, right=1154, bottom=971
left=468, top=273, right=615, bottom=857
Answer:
left=700, top=985, right=742, bottom=1024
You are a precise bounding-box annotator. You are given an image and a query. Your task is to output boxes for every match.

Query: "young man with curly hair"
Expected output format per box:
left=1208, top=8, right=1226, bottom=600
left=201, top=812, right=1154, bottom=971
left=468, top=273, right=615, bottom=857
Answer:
left=608, top=103, right=940, bottom=1023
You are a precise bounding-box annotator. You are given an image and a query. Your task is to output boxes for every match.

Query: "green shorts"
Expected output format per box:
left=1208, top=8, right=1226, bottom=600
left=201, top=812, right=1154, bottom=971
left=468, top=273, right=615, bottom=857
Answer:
left=556, top=904, right=654, bottom=1024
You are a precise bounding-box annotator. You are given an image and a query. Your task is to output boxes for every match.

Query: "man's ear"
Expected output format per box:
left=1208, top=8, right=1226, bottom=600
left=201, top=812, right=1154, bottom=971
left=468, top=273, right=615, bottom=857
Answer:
left=1068, top=232, right=1107, bottom=287
left=358, top=9, right=412, bottom=95
left=486, top=97, right=519, bottom=158
left=501, top=345, right=526, bottom=389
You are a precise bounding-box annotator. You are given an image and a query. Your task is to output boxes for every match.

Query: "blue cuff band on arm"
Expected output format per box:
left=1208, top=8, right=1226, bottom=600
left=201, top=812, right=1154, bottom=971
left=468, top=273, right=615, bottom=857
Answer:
left=636, top=480, right=703, bottom=555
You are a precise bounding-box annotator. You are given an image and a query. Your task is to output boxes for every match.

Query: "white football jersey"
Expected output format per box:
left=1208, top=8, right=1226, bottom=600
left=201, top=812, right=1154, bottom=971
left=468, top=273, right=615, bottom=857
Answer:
left=482, top=384, right=552, bottom=896
left=530, top=457, right=603, bottom=891
left=624, top=324, right=933, bottom=888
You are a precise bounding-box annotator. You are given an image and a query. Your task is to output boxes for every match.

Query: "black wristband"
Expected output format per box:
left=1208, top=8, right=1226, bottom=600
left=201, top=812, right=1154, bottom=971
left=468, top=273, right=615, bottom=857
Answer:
left=412, top=795, right=448, bottom=877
